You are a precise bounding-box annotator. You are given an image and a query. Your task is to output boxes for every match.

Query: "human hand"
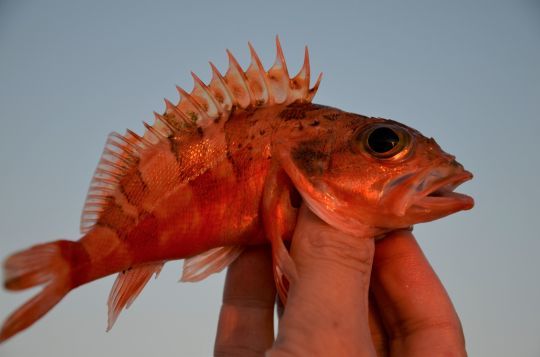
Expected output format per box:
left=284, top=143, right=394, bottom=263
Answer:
left=214, top=204, right=466, bottom=356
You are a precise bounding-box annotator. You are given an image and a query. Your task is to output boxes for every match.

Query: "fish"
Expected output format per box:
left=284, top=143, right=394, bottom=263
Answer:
left=0, top=37, right=474, bottom=343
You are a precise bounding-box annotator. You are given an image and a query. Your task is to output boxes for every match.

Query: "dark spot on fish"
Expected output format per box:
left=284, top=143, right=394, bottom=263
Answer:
left=250, top=134, right=255, bottom=140
left=97, top=203, right=137, bottom=238
left=197, top=126, right=204, bottom=137
left=259, top=129, right=266, bottom=136
left=279, top=107, right=306, bottom=120
left=119, top=165, right=147, bottom=206
left=298, top=122, right=304, bottom=131
left=187, top=111, right=198, bottom=123
left=214, top=117, right=221, bottom=124
left=168, top=136, right=182, bottom=161
left=247, top=144, right=253, bottom=151
left=225, top=149, right=242, bottom=179
left=323, top=113, right=340, bottom=121
left=237, top=143, right=243, bottom=149
left=244, top=106, right=257, bottom=118
left=291, top=140, right=330, bottom=175
left=310, top=119, right=320, bottom=127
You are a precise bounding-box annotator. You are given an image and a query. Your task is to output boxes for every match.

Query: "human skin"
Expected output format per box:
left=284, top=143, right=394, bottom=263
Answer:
left=214, top=204, right=466, bottom=356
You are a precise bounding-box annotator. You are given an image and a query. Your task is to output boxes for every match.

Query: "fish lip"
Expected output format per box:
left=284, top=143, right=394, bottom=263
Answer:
left=412, top=170, right=474, bottom=210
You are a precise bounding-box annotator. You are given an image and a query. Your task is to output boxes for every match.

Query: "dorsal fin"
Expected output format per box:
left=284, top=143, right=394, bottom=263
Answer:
left=81, top=38, right=321, bottom=234
left=154, top=36, right=322, bottom=134
left=80, top=131, right=150, bottom=233
left=107, top=262, right=164, bottom=331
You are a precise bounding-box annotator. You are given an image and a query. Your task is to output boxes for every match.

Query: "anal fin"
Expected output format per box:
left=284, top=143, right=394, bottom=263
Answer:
left=107, top=262, right=164, bottom=331
left=181, top=246, right=244, bottom=282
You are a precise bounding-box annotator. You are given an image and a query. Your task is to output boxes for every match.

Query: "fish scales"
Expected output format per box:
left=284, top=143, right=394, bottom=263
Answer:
left=0, top=38, right=474, bottom=343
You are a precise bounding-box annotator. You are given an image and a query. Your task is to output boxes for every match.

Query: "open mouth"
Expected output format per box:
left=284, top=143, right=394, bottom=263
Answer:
left=414, top=170, right=474, bottom=210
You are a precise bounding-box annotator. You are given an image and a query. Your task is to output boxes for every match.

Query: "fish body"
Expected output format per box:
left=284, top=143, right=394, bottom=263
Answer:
left=0, top=39, right=474, bottom=342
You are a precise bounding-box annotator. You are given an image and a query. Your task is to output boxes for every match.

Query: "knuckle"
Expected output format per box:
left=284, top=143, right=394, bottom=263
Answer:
left=302, top=229, right=374, bottom=274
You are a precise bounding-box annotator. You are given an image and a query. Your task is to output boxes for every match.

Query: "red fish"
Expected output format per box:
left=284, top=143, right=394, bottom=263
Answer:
left=0, top=37, right=473, bottom=343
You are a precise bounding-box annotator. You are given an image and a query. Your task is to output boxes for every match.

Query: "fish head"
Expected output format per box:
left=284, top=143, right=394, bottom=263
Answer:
left=279, top=113, right=474, bottom=236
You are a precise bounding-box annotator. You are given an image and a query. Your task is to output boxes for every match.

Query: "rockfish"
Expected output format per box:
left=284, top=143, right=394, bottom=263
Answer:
left=0, top=38, right=474, bottom=342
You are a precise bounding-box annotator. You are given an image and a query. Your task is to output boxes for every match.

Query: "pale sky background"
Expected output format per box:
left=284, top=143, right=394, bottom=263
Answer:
left=0, top=0, right=539, bottom=356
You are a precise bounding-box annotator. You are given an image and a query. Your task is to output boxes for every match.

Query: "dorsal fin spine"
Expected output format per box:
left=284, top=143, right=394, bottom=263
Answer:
left=209, top=61, right=235, bottom=111
left=143, top=121, right=167, bottom=140
left=247, top=42, right=272, bottom=105
left=176, top=85, right=210, bottom=121
left=224, top=50, right=251, bottom=107
left=274, top=36, right=290, bottom=78
left=154, top=109, right=177, bottom=133
left=162, top=101, right=191, bottom=128
left=307, top=72, right=323, bottom=102
left=190, top=71, right=222, bottom=117
left=226, top=49, right=254, bottom=106
left=109, top=134, right=137, bottom=154
left=126, top=129, right=151, bottom=148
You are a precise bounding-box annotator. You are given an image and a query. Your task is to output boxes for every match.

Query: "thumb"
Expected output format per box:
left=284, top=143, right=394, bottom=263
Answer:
left=269, top=204, right=376, bottom=357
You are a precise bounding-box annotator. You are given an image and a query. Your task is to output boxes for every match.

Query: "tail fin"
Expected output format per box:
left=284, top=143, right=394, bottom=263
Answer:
left=1, top=240, right=85, bottom=343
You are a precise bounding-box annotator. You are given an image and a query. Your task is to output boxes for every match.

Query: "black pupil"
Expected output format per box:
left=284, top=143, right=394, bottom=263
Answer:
left=368, top=127, right=399, bottom=153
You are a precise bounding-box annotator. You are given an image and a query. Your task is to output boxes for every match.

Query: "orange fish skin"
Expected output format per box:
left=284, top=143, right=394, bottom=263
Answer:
left=76, top=101, right=473, bottom=281
left=76, top=103, right=320, bottom=283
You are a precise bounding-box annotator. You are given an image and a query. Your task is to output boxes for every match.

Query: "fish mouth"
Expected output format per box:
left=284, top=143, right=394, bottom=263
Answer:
left=412, top=170, right=474, bottom=211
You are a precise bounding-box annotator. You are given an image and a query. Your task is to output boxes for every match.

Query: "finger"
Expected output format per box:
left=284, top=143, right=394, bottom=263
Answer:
left=369, top=293, right=389, bottom=357
left=214, top=245, right=276, bottom=357
left=371, top=230, right=466, bottom=356
left=269, top=204, right=376, bottom=356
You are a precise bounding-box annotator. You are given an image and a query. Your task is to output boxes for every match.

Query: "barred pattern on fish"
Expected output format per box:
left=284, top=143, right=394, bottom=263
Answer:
left=0, top=37, right=474, bottom=343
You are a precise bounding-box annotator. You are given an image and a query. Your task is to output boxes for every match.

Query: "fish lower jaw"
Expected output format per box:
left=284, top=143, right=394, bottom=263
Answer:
left=412, top=190, right=474, bottom=211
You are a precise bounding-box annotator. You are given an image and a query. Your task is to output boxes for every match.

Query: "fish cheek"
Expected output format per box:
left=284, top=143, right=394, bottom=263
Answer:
left=290, top=141, right=330, bottom=177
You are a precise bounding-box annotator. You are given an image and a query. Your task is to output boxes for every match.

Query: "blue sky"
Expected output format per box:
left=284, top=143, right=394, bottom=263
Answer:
left=1, top=0, right=539, bottom=356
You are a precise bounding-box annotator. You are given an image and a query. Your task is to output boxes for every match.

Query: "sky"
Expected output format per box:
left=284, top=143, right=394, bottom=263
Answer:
left=0, top=0, right=539, bottom=356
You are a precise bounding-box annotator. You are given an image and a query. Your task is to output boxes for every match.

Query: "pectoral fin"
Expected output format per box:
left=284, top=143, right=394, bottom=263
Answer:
left=262, top=164, right=300, bottom=304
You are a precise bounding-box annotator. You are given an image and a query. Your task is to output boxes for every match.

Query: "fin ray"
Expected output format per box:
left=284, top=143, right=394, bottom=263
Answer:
left=181, top=246, right=244, bottom=282
left=107, top=262, right=164, bottom=331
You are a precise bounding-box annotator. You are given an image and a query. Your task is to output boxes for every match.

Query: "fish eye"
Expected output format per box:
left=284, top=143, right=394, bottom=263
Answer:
left=356, top=124, right=412, bottom=160
left=368, top=127, right=399, bottom=154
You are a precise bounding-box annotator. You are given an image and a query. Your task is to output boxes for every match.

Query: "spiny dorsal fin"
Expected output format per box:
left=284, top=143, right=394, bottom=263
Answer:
left=180, top=246, right=244, bottom=282
left=107, top=262, right=164, bottom=331
left=81, top=38, right=320, bottom=234
left=154, top=36, right=322, bottom=135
